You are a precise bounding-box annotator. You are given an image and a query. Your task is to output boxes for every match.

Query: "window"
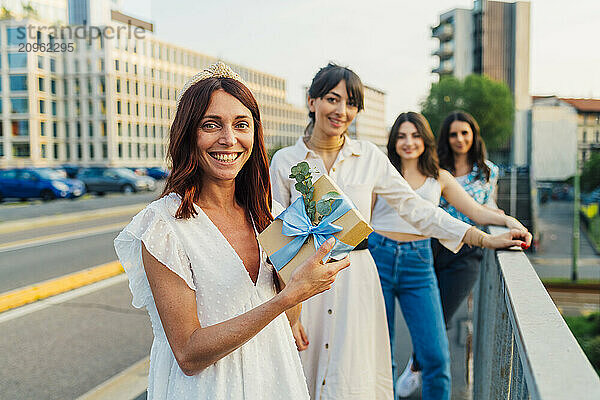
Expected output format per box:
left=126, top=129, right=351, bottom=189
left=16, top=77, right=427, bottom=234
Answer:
left=88, top=100, right=93, bottom=116
left=115, top=60, right=119, bottom=71
left=50, top=58, right=56, bottom=72
left=40, top=143, right=47, bottom=158
left=51, top=101, right=57, bottom=116
left=100, top=100, right=106, bottom=115
left=38, top=77, right=45, bottom=92
left=126, top=80, right=130, bottom=94
left=76, top=122, right=81, bottom=137
left=40, top=121, right=46, bottom=136
left=8, top=53, right=27, bottom=69
left=102, top=143, right=108, bottom=158
left=39, top=100, right=46, bottom=114
left=9, top=75, right=28, bottom=91
left=53, top=143, right=58, bottom=159
left=89, top=144, right=94, bottom=159
left=12, top=120, right=29, bottom=136
left=101, top=121, right=107, bottom=137
left=52, top=122, right=57, bottom=137
left=51, top=79, right=56, bottom=94
left=37, top=55, right=44, bottom=69
left=89, top=122, right=93, bottom=137
left=74, top=78, right=80, bottom=94
left=99, top=77, right=105, bottom=94
left=117, top=121, right=122, bottom=136
left=116, top=78, right=121, bottom=93
left=7, top=28, right=27, bottom=46
left=13, top=143, right=30, bottom=157
left=117, top=100, right=121, bottom=114
left=583, top=131, right=587, bottom=143
left=10, top=98, right=28, bottom=113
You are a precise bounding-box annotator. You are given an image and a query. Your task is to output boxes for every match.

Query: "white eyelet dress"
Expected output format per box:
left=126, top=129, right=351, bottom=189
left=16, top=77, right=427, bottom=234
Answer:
left=114, top=193, right=310, bottom=400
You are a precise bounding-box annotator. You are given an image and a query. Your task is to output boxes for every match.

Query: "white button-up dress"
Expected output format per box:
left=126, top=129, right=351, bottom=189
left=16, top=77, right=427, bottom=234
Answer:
left=270, top=137, right=470, bottom=400
left=114, top=194, right=310, bottom=399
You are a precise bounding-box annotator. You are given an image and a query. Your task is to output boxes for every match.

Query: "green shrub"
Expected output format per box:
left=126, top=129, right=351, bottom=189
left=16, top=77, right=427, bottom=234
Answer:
left=564, top=313, right=600, bottom=375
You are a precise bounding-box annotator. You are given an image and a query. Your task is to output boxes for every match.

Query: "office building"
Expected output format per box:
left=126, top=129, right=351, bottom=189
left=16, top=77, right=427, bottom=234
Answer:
left=0, top=8, right=306, bottom=167
left=431, top=0, right=531, bottom=165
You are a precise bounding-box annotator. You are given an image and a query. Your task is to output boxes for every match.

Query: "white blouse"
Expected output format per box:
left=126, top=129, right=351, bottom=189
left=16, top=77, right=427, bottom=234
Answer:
left=370, top=177, right=442, bottom=234
left=114, top=194, right=309, bottom=400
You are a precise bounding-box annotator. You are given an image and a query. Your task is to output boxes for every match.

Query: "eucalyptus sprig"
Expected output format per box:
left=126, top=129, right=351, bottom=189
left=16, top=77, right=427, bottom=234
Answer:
left=289, top=162, right=341, bottom=225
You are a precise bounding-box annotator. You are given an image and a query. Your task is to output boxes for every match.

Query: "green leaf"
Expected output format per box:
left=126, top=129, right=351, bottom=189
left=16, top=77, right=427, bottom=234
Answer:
left=295, top=182, right=308, bottom=195
left=291, top=165, right=299, bottom=175
left=316, top=200, right=332, bottom=216
left=298, top=162, right=309, bottom=174
left=321, top=191, right=341, bottom=201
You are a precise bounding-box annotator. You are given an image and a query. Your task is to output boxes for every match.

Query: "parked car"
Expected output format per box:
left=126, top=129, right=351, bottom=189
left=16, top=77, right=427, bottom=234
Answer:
left=582, top=187, right=600, bottom=205
left=146, top=167, right=170, bottom=180
left=77, top=167, right=156, bottom=195
left=0, top=168, right=85, bottom=202
left=61, top=164, right=81, bottom=179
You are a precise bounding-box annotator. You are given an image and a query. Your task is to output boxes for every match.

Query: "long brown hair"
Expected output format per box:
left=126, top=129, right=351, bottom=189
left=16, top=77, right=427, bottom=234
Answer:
left=387, top=112, right=439, bottom=179
left=161, top=77, right=273, bottom=232
left=437, top=110, right=490, bottom=181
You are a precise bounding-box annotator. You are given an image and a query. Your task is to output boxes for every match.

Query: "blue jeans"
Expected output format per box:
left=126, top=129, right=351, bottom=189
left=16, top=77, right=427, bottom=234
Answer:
left=368, top=232, right=450, bottom=400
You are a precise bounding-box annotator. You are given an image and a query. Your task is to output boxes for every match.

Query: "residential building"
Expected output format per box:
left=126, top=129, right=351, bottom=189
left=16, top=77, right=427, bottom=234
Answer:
left=431, top=0, right=531, bottom=165
left=531, top=96, right=600, bottom=181
left=0, top=10, right=306, bottom=168
left=560, top=98, right=600, bottom=166
left=530, top=96, right=578, bottom=181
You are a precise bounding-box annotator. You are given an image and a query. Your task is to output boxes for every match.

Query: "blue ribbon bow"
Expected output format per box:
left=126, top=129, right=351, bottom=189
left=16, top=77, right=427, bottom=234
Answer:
left=270, top=195, right=355, bottom=271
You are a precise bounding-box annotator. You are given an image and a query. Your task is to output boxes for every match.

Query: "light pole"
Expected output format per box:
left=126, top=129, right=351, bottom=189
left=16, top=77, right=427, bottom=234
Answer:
left=572, top=159, right=580, bottom=282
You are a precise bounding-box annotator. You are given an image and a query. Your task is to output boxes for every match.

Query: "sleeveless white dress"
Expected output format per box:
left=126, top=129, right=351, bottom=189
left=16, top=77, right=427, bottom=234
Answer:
left=114, top=193, right=309, bottom=400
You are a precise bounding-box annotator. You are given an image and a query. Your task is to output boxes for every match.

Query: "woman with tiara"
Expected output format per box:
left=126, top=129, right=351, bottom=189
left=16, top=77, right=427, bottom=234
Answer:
left=114, top=62, right=350, bottom=400
left=269, top=64, right=531, bottom=399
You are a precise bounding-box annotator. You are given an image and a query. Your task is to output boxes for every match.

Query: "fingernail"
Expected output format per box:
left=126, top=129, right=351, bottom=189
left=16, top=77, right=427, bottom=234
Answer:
left=521, top=243, right=529, bottom=249
left=326, top=237, right=335, bottom=246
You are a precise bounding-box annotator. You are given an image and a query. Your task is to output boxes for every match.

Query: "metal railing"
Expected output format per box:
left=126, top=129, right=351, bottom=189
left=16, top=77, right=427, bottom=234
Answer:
left=472, top=226, right=600, bottom=399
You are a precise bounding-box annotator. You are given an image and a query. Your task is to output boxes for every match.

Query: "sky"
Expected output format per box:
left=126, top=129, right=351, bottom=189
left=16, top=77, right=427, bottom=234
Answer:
left=121, top=0, right=599, bottom=125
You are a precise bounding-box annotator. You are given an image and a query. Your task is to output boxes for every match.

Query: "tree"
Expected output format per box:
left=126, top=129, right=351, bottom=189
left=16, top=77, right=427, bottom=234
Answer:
left=421, top=74, right=514, bottom=150
left=581, top=152, right=600, bottom=192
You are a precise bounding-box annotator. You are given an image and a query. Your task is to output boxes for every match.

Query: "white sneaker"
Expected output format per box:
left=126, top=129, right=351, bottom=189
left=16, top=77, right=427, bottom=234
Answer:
left=395, top=357, right=421, bottom=398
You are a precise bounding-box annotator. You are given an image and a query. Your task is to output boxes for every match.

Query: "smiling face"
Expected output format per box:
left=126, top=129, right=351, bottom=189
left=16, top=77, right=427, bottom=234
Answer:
left=308, top=80, right=359, bottom=138
left=448, top=120, right=474, bottom=155
left=196, top=89, right=254, bottom=183
left=395, top=121, right=425, bottom=161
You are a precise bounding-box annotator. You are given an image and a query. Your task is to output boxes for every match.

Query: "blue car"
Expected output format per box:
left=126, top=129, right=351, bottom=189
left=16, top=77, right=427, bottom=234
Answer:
left=0, top=168, right=86, bottom=202
left=146, top=167, right=170, bottom=180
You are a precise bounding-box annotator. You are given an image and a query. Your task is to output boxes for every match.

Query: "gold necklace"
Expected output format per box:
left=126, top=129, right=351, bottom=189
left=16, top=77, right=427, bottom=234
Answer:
left=306, top=133, right=345, bottom=152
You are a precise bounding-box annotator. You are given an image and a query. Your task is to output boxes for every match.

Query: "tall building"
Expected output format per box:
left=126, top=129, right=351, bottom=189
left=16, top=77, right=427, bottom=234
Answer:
left=0, top=0, right=67, bottom=23
left=67, top=0, right=121, bottom=25
left=0, top=8, right=306, bottom=168
left=431, top=0, right=531, bottom=165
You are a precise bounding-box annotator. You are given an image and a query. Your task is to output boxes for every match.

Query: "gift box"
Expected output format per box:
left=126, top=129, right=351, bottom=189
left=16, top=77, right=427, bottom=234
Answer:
left=258, top=174, right=373, bottom=284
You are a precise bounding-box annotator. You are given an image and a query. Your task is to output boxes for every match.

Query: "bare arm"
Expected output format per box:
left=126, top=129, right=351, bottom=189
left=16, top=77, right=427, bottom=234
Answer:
left=439, top=170, right=526, bottom=231
left=142, top=238, right=349, bottom=376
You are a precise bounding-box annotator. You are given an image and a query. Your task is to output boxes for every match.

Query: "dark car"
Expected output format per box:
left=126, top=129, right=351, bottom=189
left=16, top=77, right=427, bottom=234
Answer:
left=0, top=168, right=86, bottom=202
left=77, top=167, right=156, bottom=195
left=146, top=167, right=170, bottom=180
left=61, top=164, right=81, bottom=179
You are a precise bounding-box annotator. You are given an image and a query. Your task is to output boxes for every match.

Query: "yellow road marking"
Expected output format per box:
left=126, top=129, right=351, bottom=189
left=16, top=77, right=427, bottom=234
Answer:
left=0, top=222, right=127, bottom=252
left=0, top=261, right=124, bottom=313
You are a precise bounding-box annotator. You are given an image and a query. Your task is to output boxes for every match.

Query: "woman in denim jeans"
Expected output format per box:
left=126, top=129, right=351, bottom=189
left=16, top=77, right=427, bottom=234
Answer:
left=368, top=112, right=529, bottom=399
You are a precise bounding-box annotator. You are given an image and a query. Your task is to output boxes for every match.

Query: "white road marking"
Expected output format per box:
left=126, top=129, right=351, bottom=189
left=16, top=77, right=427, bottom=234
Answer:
left=0, top=222, right=127, bottom=252
left=0, top=274, right=127, bottom=324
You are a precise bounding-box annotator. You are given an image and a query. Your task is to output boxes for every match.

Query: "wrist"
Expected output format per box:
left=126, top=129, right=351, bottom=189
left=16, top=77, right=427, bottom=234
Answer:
left=274, top=289, right=296, bottom=312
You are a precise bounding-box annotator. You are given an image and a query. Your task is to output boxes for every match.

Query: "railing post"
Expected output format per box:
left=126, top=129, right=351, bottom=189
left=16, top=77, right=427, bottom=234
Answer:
left=472, top=247, right=501, bottom=400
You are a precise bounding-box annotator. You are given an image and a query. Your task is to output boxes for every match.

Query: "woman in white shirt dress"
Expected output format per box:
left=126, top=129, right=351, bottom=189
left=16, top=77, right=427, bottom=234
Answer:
left=114, top=62, right=350, bottom=400
left=269, top=64, right=531, bottom=400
